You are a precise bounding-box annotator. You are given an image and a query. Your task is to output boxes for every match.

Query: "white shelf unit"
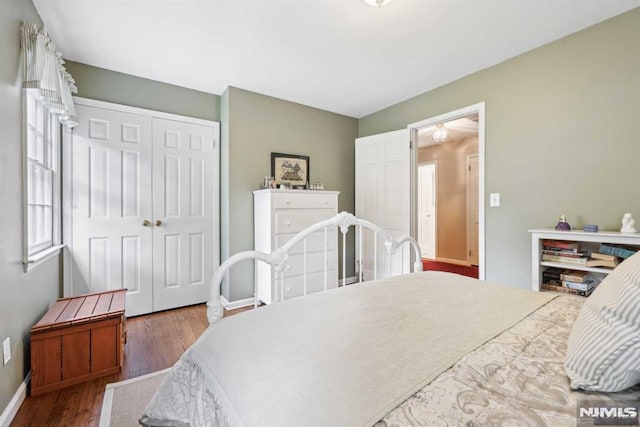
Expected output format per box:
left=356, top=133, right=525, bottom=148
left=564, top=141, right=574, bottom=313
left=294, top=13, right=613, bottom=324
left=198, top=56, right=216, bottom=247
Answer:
left=529, top=228, right=640, bottom=292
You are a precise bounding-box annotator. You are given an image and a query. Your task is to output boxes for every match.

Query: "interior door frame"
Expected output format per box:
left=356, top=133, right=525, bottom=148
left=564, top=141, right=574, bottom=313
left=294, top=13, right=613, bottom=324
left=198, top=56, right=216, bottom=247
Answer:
left=407, top=102, right=486, bottom=280
left=62, top=97, right=221, bottom=298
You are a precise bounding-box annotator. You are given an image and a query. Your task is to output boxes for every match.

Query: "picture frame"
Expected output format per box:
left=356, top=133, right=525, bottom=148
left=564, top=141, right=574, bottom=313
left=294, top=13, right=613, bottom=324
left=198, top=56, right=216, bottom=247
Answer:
left=271, top=152, right=309, bottom=188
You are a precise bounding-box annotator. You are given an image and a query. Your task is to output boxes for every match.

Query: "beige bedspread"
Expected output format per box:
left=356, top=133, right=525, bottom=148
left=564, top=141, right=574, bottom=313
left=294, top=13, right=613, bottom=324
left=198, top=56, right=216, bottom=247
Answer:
left=141, top=272, right=555, bottom=426
left=381, top=295, right=640, bottom=426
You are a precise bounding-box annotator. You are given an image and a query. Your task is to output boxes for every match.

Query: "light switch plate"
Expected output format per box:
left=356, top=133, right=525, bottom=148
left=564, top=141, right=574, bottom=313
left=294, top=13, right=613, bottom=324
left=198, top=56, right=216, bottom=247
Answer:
left=490, top=193, right=501, bottom=207
left=3, top=337, right=10, bottom=365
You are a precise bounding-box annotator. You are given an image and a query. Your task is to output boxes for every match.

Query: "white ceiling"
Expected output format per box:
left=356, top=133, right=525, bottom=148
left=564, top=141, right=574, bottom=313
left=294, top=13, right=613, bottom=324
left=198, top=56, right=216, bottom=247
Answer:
left=34, top=0, right=640, bottom=118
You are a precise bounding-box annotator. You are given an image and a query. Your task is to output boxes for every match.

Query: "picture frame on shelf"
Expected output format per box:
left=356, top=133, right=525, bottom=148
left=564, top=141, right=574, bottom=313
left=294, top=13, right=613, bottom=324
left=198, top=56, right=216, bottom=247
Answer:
left=271, top=152, right=309, bottom=188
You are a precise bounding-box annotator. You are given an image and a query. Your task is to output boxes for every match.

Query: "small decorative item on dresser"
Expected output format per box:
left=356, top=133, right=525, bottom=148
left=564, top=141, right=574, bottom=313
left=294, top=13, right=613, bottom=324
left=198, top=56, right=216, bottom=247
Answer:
left=583, top=224, right=599, bottom=232
left=620, top=213, right=637, bottom=233
left=555, top=214, right=571, bottom=231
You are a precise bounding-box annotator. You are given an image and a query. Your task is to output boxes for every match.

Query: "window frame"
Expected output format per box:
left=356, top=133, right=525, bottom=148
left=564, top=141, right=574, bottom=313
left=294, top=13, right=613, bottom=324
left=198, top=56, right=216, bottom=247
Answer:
left=22, top=89, right=64, bottom=272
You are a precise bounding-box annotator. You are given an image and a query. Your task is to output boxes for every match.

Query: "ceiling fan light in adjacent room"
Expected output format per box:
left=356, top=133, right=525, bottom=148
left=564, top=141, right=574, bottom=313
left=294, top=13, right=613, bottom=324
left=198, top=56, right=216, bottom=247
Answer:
left=362, top=0, right=395, bottom=7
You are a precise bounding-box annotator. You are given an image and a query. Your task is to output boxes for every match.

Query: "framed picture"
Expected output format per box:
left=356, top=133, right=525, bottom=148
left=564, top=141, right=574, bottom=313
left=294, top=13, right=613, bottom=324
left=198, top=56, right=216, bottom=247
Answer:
left=271, top=152, right=309, bottom=188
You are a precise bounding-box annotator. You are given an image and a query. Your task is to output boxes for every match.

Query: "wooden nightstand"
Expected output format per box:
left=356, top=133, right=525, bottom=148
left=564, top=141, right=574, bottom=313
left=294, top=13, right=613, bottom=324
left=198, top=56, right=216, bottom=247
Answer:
left=30, top=289, right=126, bottom=396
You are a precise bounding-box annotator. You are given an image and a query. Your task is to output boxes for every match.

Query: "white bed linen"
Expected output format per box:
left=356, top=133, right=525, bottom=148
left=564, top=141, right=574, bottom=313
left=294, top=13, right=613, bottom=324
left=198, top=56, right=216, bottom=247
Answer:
left=141, top=272, right=554, bottom=427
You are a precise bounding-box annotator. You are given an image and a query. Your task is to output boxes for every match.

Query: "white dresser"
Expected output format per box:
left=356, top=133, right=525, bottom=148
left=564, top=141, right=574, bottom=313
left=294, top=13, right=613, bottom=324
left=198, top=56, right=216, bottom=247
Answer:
left=254, top=189, right=339, bottom=304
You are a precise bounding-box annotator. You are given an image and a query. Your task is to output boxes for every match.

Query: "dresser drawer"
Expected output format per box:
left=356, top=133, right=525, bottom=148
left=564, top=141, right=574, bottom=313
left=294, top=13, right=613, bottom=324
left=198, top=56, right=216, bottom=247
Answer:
left=275, top=211, right=335, bottom=234
left=274, top=193, right=337, bottom=210
left=280, top=270, right=338, bottom=300
left=275, top=231, right=337, bottom=254
left=281, top=251, right=337, bottom=277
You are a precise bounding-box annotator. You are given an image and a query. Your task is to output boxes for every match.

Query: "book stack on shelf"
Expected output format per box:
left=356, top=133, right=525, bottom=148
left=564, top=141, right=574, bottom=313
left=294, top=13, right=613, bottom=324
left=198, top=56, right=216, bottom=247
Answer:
left=590, top=244, right=639, bottom=267
left=541, top=267, right=602, bottom=297
left=541, top=240, right=589, bottom=265
left=541, top=241, right=639, bottom=269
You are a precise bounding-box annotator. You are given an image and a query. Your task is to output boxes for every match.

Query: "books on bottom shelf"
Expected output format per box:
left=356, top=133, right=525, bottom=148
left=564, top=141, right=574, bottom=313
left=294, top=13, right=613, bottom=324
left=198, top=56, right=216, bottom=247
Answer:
left=541, top=268, right=603, bottom=297
left=541, top=283, right=594, bottom=297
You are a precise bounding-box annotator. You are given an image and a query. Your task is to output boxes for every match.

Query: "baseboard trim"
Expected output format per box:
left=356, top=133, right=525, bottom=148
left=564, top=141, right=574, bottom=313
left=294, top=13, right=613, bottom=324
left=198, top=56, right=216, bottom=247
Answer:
left=435, top=257, right=471, bottom=267
left=0, top=372, right=30, bottom=427
left=220, top=295, right=255, bottom=310
left=340, top=276, right=358, bottom=286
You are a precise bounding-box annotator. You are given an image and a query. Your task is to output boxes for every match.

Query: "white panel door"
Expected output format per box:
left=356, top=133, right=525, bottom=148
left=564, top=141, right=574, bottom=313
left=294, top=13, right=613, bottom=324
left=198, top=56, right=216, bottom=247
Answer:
left=418, top=163, right=436, bottom=259
left=355, top=129, right=411, bottom=280
left=467, top=155, right=479, bottom=266
left=151, top=118, right=216, bottom=311
left=72, top=105, right=153, bottom=316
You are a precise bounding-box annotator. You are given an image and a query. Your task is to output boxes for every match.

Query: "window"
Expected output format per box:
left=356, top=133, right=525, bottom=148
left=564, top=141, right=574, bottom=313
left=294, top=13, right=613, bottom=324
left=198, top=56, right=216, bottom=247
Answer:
left=20, top=22, right=78, bottom=271
left=24, top=90, right=62, bottom=267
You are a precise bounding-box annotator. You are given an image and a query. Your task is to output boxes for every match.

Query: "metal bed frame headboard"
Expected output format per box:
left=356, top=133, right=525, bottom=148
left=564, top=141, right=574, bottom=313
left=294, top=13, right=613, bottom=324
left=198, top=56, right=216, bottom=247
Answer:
left=207, top=212, right=423, bottom=324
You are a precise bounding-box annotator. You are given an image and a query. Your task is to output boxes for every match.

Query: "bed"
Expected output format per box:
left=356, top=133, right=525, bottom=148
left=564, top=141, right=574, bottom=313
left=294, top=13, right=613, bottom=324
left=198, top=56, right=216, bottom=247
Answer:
left=140, top=212, right=640, bottom=426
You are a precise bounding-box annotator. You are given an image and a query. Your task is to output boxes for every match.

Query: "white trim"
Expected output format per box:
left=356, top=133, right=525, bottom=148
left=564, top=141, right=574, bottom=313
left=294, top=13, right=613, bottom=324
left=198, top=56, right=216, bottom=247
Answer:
left=61, top=127, right=74, bottom=296
left=99, top=368, right=171, bottom=427
left=436, top=257, right=471, bottom=267
left=73, top=97, right=218, bottom=128
left=220, top=295, right=255, bottom=310
left=23, top=244, right=64, bottom=273
left=0, top=372, right=30, bottom=427
left=407, top=102, right=486, bottom=280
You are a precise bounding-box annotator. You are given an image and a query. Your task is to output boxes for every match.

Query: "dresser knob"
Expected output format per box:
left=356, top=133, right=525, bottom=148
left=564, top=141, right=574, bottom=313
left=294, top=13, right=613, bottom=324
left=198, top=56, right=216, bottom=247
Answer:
left=286, top=265, right=291, bottom=271
left=286, top=200, right=290, bottom=205
left=286, top=221, right=291, bottom=227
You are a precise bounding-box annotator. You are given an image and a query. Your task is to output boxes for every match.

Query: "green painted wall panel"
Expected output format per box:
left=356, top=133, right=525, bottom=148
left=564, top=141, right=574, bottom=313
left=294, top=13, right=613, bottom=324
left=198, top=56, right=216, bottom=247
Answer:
left=224, top=87, right=358, bottom=301
left=65, top=61, right=220, bottom=121
left=359, top=8, right=640, bottom=288
left=0, top=0, right=60, bottom=415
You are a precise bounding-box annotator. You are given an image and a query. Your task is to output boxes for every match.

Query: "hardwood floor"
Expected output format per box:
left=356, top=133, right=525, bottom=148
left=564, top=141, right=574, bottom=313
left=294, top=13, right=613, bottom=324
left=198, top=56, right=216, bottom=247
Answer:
left=11, top=304, right=251, bottom=427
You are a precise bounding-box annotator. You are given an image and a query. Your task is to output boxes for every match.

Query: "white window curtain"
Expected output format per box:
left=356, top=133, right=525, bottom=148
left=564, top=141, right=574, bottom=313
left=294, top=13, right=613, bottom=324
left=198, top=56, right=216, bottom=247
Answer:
left=21, top=22, right=78, bottom=128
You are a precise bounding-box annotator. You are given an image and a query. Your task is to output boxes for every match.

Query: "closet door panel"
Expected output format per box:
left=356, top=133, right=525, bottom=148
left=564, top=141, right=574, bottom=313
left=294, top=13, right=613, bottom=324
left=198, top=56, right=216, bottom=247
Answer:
left=72, top=105, right=153, bottom=316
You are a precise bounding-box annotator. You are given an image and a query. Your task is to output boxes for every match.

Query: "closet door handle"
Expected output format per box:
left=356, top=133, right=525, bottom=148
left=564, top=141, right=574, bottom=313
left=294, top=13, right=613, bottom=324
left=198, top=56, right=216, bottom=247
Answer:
left=155, top=220, right=163, bottom=227
left=142, top=220, right=151, bottom=227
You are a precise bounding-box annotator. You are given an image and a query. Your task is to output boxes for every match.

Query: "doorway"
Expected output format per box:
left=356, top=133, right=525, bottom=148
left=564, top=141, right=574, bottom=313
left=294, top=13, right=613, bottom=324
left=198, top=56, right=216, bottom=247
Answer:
left=417, top=162, right=436, bottom=259
left=408, top=103, right=485, bottom=279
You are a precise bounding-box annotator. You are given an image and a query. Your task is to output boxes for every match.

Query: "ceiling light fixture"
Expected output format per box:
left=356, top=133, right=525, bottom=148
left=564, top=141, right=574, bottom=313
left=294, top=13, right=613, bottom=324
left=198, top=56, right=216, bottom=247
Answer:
left=433, top=124, right=448, bottom=143
left=362, top=0, right=395, bottom=7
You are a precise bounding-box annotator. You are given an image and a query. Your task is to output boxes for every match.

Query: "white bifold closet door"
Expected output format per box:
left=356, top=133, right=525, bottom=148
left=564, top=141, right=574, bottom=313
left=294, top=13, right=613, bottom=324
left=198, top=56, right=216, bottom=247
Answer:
left=71, top=103, right=216, bottom=317
left=355, top=129, right=411, bottom=280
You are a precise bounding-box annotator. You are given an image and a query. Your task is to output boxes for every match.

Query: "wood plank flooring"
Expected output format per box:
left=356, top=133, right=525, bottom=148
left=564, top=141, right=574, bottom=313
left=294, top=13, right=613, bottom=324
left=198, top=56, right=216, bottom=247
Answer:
left=11, top=304, right=251, bottom=427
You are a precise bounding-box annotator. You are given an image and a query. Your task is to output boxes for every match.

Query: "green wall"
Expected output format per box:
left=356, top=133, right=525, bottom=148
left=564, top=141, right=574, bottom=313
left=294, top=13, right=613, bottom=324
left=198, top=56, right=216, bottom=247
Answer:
left=0, top=0, right=61, bottom=416
left=359, top=8, right=640, bottom=288
left=64, top=61, right=221, bottom=121
left=223, top=87, right=358, bottom=301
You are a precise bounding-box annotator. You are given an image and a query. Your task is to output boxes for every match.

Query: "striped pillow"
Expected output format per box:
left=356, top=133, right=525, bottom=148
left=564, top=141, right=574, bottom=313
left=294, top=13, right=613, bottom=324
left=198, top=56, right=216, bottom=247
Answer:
left=565, top=250, right=640, bottom=392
